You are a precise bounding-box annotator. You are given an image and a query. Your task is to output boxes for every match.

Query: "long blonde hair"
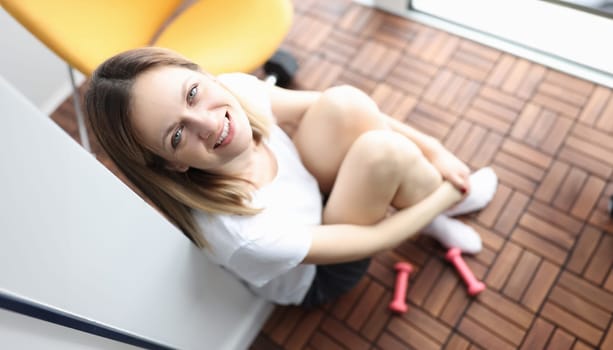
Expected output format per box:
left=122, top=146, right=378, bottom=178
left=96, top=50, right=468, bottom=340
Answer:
left=85, top=47, right=271, bottom=248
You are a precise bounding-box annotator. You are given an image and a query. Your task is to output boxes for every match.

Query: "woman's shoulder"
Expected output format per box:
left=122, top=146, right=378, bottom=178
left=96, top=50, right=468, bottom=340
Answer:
left=217, top=72, right=259, bottom=85
left=217, top=72, right=266, bottom=98
left=217, top=72, right=274, bottom=119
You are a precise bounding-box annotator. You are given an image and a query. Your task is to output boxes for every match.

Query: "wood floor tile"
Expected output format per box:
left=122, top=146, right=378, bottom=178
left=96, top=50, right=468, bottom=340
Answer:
left=402, top=304, right=452, bottom=343
left=439, top=286, right=471, bottom=327
left=579, top=86, right=611, bottom=126
left=546, top=328, right=575, bottom=350
left=388, top=317, right=441, bottom=350
left=486, top=241, right=522, bottom=290
left=321, top=317, right=371, bottom=350
left=557, top=271, right=613, bottom=312
left=559, top=145, right=613, bottom=179
left=493, top=191, right=530, bottom=236
left=422, top=268, right=460, bottom=317
left=408, top=257, right=446, bottom=306
left=515, top=64, right=547, bottom=100
left=520, top=318, right=554, bottom=350
left=545, top=70, right=594, bottom=96
left=445, top=333, right=471, bottom=350
left=511, top=227, right=568, bottom=265
left=346, top=279, right=385, bottom=331
left=548, top=286, right=611, bottom=329
left=308, top=331, right=344, bottom=350
left=601, top=325, right=613, bottom=350
left=503, top=249, right=540, bottom=301
left=465, top=302, right=526, bottom=345
left=520, top=260, right=560, bottom=313
left=567, top=226, right=602, bottom=274
left=284, top=309, right=324, bottom=350
left=540, top=302, right=603, bottom=346
left=330, top=276, right=370, bottom=320
left=359, top=289, right=392, bottom=341
left=583, top=234, right=613, bottom=285
left=527, top=200, right=584, bottom=234
left=458, top=316, right=515, bottom=350
left=376, top=331, right=411, bottom=350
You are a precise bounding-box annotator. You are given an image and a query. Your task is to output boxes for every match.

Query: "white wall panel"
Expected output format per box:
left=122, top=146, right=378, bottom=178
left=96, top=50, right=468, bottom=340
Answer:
left=0, top=76, right=272, bottom=350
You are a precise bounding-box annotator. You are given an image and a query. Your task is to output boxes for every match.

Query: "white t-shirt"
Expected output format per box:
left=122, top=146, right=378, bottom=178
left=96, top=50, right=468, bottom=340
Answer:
left=193, top=73, right=322, bottom=305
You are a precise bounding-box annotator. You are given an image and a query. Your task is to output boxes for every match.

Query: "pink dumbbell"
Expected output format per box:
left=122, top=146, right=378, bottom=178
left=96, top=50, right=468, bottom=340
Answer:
left=389, top=262, right=413, bottom=313
left=445, top=248, right=486, bottom=296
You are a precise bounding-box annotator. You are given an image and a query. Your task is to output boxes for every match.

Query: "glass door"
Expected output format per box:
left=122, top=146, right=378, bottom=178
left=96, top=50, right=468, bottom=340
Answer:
left=369, top=0, right=613, bottom=85
left=552, top=0, right=613, bottom=18
left=407, top=0, right=613, bottom=79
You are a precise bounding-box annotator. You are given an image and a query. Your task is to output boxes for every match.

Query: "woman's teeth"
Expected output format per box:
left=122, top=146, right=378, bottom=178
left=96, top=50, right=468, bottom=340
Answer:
left=215, top=115, right=230, bottom=147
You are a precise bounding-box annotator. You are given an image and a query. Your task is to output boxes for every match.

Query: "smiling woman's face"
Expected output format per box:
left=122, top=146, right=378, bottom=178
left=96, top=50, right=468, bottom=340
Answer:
left=129, top=66, right=253, bottom=174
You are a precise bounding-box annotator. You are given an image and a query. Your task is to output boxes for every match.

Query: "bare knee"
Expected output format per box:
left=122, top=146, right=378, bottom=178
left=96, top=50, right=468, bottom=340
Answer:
left=293, top=86, right=391, bottom=192
left=317, top=85, right=386, bottom=132
left=353, top=130, right=442, bottom=207
left=320, top=85, right=376, bottom=110
left=323, top=130, right=441, bottom=224
left=323, top=130, right=416, bottom=224
left=351, top=130, right=423, bottom=181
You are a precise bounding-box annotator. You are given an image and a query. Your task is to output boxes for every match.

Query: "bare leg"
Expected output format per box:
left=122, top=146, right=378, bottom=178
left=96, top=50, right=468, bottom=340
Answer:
left=322, top=130, right=442, bottom=226
left=294, top=87, right=482, bottom=253
left=292, top=85, right=389, bottom=194
left=291, top=86, right=443, bottom=224
left=292, top=85, right=482, bottom=254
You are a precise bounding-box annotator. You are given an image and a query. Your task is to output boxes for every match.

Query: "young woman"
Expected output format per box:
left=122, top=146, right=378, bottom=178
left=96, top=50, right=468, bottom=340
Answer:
left=85, top=47, right=497, bottom=307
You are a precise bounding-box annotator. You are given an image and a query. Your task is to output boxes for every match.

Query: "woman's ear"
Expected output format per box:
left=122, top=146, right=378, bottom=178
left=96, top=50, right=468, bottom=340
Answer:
left=165, top=162, right=189, bottom=173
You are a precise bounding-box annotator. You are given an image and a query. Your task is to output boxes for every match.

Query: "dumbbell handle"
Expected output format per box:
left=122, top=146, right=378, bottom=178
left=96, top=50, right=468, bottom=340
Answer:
left=389, top=262, right=413, bottom=313
left=446, top=248, right=485, bottom=296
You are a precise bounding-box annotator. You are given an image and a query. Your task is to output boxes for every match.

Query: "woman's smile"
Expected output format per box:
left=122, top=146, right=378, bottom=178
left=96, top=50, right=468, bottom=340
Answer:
left=214, top=112, right=233, bottom=149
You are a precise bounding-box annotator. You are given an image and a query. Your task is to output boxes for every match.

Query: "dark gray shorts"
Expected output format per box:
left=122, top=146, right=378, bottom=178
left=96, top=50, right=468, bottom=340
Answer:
left=300, top=258, right=371, bottom=308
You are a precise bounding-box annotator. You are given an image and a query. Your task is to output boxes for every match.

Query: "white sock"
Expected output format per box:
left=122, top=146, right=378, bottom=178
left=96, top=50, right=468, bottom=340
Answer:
left=422, top=215, right=482, bottom=254
left=445, top=167, right=498, bottom=217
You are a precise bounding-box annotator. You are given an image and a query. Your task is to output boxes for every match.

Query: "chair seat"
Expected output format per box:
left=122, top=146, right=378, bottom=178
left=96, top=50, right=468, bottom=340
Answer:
left=155, top=0, right=293, bottom=74
left=1, top=0, right=183, bottom=75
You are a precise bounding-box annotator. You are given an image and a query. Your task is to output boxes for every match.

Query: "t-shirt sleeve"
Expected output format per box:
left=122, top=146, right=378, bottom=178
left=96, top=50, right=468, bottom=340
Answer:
left=227, top=223, right=313, bottom=287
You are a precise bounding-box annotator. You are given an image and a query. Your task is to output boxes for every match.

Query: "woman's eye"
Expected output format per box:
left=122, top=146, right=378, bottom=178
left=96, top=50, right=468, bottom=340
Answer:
left=171, top=125, right=184, bottom=149
left=187, top=85, right=198, bottom=103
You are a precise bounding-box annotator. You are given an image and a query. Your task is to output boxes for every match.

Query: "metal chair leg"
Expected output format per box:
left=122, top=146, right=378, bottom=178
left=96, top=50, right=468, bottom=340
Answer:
left=68, top=65, right=91, bottom=152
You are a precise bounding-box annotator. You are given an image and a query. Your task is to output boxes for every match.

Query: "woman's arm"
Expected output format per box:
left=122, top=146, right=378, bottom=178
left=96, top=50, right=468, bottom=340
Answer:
left=303, top=181, right=462, bottom=265
left=385, top=117, right=440, bottom=156
left=385, top=117, right=471, bottom=192
left=267, top=84, right=321, bottom=137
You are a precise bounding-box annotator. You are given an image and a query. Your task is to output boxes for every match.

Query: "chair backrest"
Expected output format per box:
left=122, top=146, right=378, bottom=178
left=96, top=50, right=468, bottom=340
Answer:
left=155, top=0, right=294, bottom=74
left=1, top=0, right=184, bottom=76
left=2, top=0, right=294, bottom=76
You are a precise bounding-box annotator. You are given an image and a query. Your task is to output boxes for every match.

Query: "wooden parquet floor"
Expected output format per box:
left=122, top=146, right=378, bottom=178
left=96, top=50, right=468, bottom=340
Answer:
left=50, top=1, right=613, bottom=349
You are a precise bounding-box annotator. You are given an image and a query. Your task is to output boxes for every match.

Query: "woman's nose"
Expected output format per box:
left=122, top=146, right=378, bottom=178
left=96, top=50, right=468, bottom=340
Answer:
left=187, top=112, right=216, bottom=140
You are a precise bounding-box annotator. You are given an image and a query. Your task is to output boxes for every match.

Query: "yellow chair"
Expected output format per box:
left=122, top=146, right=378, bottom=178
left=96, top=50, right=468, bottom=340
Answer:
left=0, top=0, right=294, bottom=150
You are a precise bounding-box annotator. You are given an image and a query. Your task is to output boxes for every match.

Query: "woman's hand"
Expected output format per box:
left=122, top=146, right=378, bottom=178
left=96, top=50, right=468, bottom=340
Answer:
left=383, top=117, right=470, bottom=194
left=426, top=143, right=471, bottom=195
